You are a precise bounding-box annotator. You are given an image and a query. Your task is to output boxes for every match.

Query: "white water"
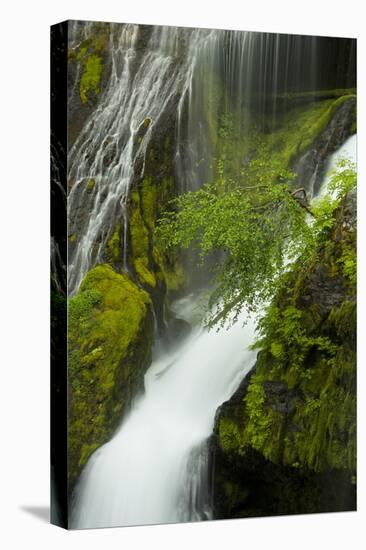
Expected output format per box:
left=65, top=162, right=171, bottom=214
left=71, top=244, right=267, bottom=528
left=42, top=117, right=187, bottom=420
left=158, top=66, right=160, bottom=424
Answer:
left=68, top=23, right=356, bottom=529
left=68, top=25, right=210, bottom=294
left=67, top=25, right=333, bottom=295
left=71, top=297, right=257, bottom=528
left=316, top=134, right=357, bottom=199
left=71, top=134, right=357, bottom=529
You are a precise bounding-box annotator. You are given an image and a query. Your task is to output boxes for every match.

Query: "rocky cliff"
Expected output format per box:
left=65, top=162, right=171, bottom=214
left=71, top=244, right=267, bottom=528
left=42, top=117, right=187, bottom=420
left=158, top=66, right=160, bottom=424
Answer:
left=212, top=189, right=356, bottom=518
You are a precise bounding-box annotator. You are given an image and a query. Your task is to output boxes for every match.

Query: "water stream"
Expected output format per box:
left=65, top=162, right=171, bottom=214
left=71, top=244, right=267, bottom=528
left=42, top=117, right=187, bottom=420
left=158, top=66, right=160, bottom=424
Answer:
left=71, top=296, right=257, bottom=528
left=68, top=23, right=356, bottom=528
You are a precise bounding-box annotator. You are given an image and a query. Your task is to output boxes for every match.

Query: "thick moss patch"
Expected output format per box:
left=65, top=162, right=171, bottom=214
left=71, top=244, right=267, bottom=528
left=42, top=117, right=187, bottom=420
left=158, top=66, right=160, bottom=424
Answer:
left=68, top=264, right=154, bottom=489
left=203, top=91, right=356, bottom=187
left=68, top=23, right=109, bottom=105
left=106, top=223, right=122, bottom=265
left=79, top=54, right=103, bottom=103
left=129, top=189, right=157, bottom=288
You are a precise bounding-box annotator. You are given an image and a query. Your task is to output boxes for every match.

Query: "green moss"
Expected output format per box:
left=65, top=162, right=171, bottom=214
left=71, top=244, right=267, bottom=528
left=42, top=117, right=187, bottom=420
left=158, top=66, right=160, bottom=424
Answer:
left=86, top=178, right=96, bottom=193
left=76, top=43, right=89, bottom=61
left=106, top=223, right=121, bottom=265
left=141, top=177, right=158, bottom=231
left=68, top=264, right=154, bottom=488
left=328, top=300, right=356, bottom=343
left=350, top=102, right=357, bottom=135
left=218, top=417, right=246, bottom=454
left=153, top=247, right=186, bottom=292
left=69, top=25, right=110, bottom=107
left=129, top=189, right=156, bottom=288
left=69, top=234, right=77, bottom=242
left=80, top=54, right=103, bottom=104
left=296, top=95, right=356, bottom=155
left=217, top=193, right=356, bottom=475
left=134, top=258, right=156, bottom=288
left=209, top=94, right=356, bottom=188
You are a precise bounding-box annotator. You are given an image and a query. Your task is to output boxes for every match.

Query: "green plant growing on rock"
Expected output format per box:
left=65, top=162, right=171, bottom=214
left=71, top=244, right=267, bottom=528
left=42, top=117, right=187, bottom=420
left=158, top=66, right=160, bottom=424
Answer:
left=68, top=264, right=154, bottom=489
left=157, top=159, right=356, bottom=327
left=80, top=54, right=103, bottom=103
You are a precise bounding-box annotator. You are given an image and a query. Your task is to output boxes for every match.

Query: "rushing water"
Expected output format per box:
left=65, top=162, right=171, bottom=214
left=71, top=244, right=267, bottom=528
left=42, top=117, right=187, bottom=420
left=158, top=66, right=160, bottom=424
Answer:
left=67, top=24, right=355, bottom=295
left=71, top=297, right=257, bottom=528
left=316, top=134, right=357, bottom=199
left=68, top=22, right=356, bottom=528
left=68, top=25, right=195, bottom=293
left=71, top=133, right=356, bottom=529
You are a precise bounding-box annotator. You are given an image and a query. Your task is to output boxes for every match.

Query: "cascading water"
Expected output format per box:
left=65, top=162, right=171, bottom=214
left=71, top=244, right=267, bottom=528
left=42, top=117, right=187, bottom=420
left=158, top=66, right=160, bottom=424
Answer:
left=69, top=23, right=356, bottom=528
left=67, top=24, right=209, bottom=294
left=71, top=296, right=257, bottom=528
left=316, top=133, right=357, bottom=199
left=68, top=25, right=355, bottom=295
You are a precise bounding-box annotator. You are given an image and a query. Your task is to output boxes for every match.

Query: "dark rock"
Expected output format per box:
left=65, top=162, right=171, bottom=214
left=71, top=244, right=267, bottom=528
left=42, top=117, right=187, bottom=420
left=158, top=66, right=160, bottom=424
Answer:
left=263, top=381, right=303, bottom=415
left=167, top=316, right=192, bottom=343
left=293, top=97, right=356, bottom=196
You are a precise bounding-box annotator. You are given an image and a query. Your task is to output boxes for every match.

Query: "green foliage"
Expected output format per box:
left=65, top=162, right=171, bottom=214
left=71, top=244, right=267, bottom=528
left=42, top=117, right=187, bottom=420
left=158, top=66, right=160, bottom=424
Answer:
left=311, top=159, right=357, bottom=238
left=68, top=265, right=154, bottom=488
left=68, top=23, right=109, bottom=105
left=338, top=245, right=356, bottom=285
left=236, top=208, right=355, bottom=473
left=255, top=303, right=338, bottom=382
left=158, top=100, right=356, bottom=476
left=244, top=377, right=272, bottom=450
left=157, top=159, right=356, bottom=327
left=68, top=287, right=102, bottom=326
left=218, top=417, right=245, bottom=454
left=158, top=178, right=303, bottom=325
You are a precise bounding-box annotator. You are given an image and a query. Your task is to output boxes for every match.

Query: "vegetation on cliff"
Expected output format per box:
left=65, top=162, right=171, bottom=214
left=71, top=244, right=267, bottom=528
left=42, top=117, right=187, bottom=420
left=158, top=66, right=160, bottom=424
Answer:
left=68, top=23, right=109, bottom=104
left=157, top=98, right=356, bottom=515
left=68, top=265, right=154, bottom=489
left=214, top=177, right=356, bottom=515
left=218, top=178, right=356, bottom=466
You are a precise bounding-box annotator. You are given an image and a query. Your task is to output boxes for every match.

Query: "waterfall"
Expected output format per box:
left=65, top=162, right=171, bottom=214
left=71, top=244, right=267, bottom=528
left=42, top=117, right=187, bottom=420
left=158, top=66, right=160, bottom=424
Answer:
left=71, top=296, right=257, bottom=528
left=68, top=25, right=355, bottom=295
left=68, top=23, right=356, bottom=528
left=316, top=134, right=357, bottom=199
left=67, top=24, right=208, bottom=294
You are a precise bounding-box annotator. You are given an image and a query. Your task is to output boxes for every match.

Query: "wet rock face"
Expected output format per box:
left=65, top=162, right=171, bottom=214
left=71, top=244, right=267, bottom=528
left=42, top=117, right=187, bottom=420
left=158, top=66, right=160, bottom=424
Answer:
left=297, top=264, right=346, bottom=316
left=293, top=97, right=356, bottom=196
left=210, top=439, right=356, bottom=520
left=263, top=381, right=302, bottom=416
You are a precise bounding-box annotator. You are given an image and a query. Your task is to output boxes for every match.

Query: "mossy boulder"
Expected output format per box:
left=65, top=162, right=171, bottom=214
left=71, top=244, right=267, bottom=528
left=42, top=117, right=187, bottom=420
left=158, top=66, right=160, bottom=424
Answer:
left=68, top=264, right=154, bottom=490
left=212, top=192, right=356, bottom=518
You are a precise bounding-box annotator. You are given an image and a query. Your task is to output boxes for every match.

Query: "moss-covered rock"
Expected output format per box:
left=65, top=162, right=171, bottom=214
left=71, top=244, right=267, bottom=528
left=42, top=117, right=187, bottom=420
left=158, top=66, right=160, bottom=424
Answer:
left=105, top=222, right=122, bottom=266
left=213, top=191, right=356, bottom=518
left=68, top=264, right=154, bottom=490
left=67, top=23, right=111, bottom=146
left=129, top=188, right=157, bottom=288
left=79, top=54, right=103, bottom=104
left=85, top=178, right=96, bottom=194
